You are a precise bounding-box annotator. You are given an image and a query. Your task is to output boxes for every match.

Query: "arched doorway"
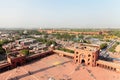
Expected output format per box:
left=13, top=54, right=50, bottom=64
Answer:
left=81, top=59, right=85, bottom=66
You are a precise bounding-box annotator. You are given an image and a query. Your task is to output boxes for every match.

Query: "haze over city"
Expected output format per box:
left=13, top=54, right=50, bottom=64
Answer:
left=0, top=0, right=120, bottom=29
left=1, top=1, right=120, bottom=79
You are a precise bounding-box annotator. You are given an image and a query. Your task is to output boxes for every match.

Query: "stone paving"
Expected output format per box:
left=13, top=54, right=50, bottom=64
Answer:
left=0, top=54, right=120, bottom=80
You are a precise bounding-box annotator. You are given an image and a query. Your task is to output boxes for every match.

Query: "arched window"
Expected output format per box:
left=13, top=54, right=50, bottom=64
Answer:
left=88, top=54, right=91, bottom=57
left=88, top=59, right=90, bottom=61
left=76, top=52, right=79, bottom=54
left=76, top=56, right=78, bottom=58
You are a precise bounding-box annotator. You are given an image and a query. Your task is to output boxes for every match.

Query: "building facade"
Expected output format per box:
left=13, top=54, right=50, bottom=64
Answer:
left=74, top=46, right=99, bottom=66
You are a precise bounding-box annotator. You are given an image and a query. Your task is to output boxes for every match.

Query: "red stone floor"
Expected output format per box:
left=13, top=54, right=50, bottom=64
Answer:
left=0, top=54, right=120, bottom=80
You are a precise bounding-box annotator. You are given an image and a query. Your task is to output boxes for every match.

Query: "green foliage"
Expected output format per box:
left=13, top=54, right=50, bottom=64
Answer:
left=0, top=40, right=10, bottom=47
left=70, top=29, right=98, bottom=32
left=14, top=35, right=20, bottom=40
left=36, top=38, right=57, bottom=46
left=17, top=30, right=45, bottom=36
left=78, top=35, right=84, bottom=39
left=0, top=47, right=5, bottom=54
left=109, top=46, right=115, bottom=52
left=0, top=41, right=3, bottom=47
left=100, top=43, right=107, bottom=49
left=44, top=35, right=48, bottom=38
left=109, top=30, right=120, bottom=37
left=116, top=42, right=120, bottom=45
left=92, top=35, right=104, bottom=40
left=46, top=40, right=57, bottom=46
left=58, top=47, right=74, bottom=53
left=105, top=39, right=110, bottom=42
left=17, top=30, right=24, bottom=36
left=36, top=38, right=47, bottom=43
left=52, top=33, right=76, bottom=41
left=28, top=30, right=42, bottom=35
left=20, top=49, right=29, bottom=56
left=109, top=43, right=118, bottom=52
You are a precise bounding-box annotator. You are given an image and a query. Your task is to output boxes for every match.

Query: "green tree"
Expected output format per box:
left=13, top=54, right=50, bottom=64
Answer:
left=0, top=47, right=5, bottom=54
left=0, top=40, right=10, bottom=46
left=20, top=49, right=29, bottom=56
left=78, top=34, right=84, bottom=39
left=100, top=43, right=107, bottom=49
left=58, top=47, right=74, bottom=53
left=110, top=30, right=120, bottom=37
left=46, top=40, right=57, bottom=46
left=36, top=38, right=47, bottom=43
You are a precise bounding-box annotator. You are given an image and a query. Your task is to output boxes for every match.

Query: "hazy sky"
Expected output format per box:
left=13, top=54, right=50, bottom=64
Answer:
left=0, top=0, right=120, bottom=28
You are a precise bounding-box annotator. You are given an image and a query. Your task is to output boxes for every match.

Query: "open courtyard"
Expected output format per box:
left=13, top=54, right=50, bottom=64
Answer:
left=0, top=54, right=120, bottom=80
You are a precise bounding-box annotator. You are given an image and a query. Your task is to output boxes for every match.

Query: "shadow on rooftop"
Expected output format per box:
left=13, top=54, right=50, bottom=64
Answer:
left=8, top=60, right=72, bottom=80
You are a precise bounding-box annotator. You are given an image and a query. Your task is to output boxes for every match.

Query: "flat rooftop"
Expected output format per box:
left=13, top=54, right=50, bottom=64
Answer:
left=0, top=54, right=120, bottom=80
left=75, top=46, right=98, bottom=52
left=74, top=43, right=99, bottom=52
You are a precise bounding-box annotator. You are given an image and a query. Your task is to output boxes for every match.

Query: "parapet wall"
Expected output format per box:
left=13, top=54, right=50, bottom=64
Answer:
left=96, top=60, right=120, bottom=73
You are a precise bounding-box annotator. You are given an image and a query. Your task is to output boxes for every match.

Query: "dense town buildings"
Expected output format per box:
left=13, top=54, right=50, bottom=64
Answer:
left=0, top=30, right=120, bottom=80
left=0, top=38, right=120, bottom=74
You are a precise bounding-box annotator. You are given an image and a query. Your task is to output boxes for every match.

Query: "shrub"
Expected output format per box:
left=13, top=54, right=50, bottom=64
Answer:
left=20, top=49, right=29, bottom=56
left=100, top=43, right=107, bottom=49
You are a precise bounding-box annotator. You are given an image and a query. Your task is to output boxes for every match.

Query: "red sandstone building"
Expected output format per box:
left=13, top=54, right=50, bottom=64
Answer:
left=7, top=52, right=26, bottom=68
left=0, top=50, right=53, bottom=72
left=74, top=46, right=99, bottom=66
left=38, top=29, right=108, bottom=35
left=0, top=43, right=120, bottom=73
left=53, top=44, right=120, bottom=73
